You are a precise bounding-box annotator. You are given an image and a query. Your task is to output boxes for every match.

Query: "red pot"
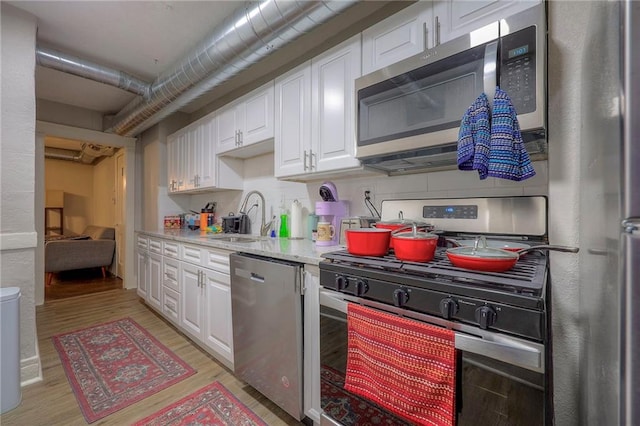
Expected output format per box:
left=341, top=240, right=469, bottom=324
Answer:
left=446, top=237, right=580, bottom=272
left=391, top=226, right=439, bottom=262
left=345, top=229, right=391, bottom=257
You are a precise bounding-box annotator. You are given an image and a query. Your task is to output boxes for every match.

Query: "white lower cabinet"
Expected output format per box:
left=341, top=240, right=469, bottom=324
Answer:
left=136, top=236, right=162, bottom=311
left=180, top=261, right=205, bottom=338
left=136, top=249, right=148, bottom=299
left=179, top=247, right=234, bottom=368
left=202, top=268, right=233, bottom=361
left=147, top=252, right=162, bottom=311
left=303, top=266, right=322, bottom=424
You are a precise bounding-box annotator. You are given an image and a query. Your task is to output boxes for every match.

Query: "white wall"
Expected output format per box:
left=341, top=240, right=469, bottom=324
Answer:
left=36, top=99, right=104, bottom=131
left=44, top=159, right=94, bottom=235
left=188, top=154, right=548, bottom=237
left=0, top=3, right=41, bottom=385
left=547, top=2, right=591, bottom=424
left=92, top=156, right=116, bottom=226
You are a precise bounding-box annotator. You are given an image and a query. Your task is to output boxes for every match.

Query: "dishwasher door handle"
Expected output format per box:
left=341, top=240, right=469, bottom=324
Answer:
left=250, top=272, right=265, bottom=283
left=234, top=267, right=266, bottom=283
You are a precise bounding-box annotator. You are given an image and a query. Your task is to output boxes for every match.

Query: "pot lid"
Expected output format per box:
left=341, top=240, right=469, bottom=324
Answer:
left=446, top=236, right=518, bottom=259
left=391, top=223, right=438, bottom=239
left=393, top=230, right=438, bottom=240
left=454, top=239, right=531, bottom=250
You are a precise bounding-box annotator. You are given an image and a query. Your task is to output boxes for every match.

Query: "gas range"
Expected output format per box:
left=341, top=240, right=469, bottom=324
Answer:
left=318, top=196, right=551, bottom=343
left=320, top=247, right=548, bottom=341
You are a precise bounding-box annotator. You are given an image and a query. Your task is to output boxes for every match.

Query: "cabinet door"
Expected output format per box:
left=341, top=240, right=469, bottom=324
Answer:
left=184, top=126, right=199, bottom=191
left=312, top=34, right=362, bottom=173
left=136, top=250, right=148, bottom=299
left=434, top=0, right=540, bottom=45
left=162, top=287, right=180, bottom=326
left=274, top=61, right=312, bottom=178
left=240, top=82, right=274, bottom=146
left=175, top=132, right=187, bottom=191
left=195, top=115, right=217, bottom=189
left=202, top=268, right=233, bottom=363
left=217, top=102, right=240, bottom=154
left=167, top=135, right=178, bottom=193
left=362, top=2, right=433, bottom=74
left=180, top=262, right=204, bottom=339
left=147, top=253, right=162, bottom=311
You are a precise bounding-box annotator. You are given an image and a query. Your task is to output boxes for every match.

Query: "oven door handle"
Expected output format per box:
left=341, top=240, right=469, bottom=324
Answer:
left=319, top=290, right=543, bottom=373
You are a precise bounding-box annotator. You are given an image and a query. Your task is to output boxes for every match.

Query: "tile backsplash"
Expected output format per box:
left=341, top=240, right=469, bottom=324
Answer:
left=178, top=153, right=547, bottom=236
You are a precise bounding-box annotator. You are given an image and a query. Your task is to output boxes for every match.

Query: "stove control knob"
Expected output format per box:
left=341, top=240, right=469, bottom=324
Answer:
left=355, top=279, right=369, bottom=296
left=334, top=275, right=347, bottom=291
left=439, top=298, right=458, bottom=319
left=393, top=288, right=410, bottom=307
left=475, top=306, right=496, bottom=329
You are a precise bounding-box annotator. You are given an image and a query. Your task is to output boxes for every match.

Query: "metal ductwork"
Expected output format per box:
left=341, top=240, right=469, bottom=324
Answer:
left=44, top=143, right=117, bottom=164
left=107, top=0, right=359, bottom=136
left=36, top=45, right=150, bottom=97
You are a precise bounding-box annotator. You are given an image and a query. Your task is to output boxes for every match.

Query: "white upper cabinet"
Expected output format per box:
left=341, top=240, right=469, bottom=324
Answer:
left=275, top=34, right=362, bottom=180
left=362, top=1, right=433, bottom=75
left=167, top=114, right=243, bottom=194
left=217, top=81, right=275, bottom=158
left=433, top=0, right=541, bottom=45
left=274, top=61, right=312, bottom=178
left=312, top=33, right=362, bottom=173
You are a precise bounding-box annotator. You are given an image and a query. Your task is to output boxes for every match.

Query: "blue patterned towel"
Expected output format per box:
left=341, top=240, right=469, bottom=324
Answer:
left=457, top=93, right=491, bottom=179
left=487, top=88, right=536, bottom=181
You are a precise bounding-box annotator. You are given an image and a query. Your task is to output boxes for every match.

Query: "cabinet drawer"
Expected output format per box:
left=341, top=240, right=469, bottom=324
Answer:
left=136, top=235, right=148, bottom=250
left=148, top=237, right=162, bottom=254
left=203, top=247, right=231, bottom=274
left=163, top=257, right=180, bottom=292
left=163, top=241, right=179, bottom=258
left=162, top=287, right=180, bottom=325
left=180, top=244, right=203, bottom=265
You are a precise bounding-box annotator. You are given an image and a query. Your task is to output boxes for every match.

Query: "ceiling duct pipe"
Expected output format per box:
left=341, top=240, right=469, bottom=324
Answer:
left=108, top=0, right=358, bottom=136
left=36, top=45, right=150, bottom=97
left=44, top=147, right=82, bottom=162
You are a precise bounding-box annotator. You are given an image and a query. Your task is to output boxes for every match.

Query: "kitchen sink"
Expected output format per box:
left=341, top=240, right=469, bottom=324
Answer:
left=208, top=235, right=260, bottom=243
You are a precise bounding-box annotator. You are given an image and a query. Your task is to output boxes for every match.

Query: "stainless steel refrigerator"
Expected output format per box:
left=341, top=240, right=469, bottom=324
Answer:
left=579, top=1, right=639, bottom=424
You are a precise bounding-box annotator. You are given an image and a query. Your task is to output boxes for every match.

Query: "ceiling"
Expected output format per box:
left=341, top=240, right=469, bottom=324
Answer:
left=10, top=1, right=405, bottom=115
left=9, top=1, right=406, bottom=158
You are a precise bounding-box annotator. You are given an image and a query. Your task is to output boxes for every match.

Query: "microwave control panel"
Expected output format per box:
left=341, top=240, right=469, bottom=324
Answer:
left=500, top=25, right=537, bottom=114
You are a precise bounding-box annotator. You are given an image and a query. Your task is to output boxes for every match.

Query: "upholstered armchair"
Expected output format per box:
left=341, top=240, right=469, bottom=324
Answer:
left=45, top=226, right=116, bottom=286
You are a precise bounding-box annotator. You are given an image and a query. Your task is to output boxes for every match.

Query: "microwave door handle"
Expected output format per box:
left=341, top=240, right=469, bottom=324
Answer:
left=483, top=40, right=499, bottom=108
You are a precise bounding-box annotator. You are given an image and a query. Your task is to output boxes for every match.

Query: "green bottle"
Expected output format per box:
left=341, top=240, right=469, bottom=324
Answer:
left=279, top=214, right=289, bottom=238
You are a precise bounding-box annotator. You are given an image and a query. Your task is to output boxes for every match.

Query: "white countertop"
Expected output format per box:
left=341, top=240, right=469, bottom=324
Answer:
left=136, top=229, right=345, bottom=265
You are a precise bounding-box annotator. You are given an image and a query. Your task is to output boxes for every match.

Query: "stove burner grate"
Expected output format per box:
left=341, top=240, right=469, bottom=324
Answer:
left=322, top=248, right=547, bottom=293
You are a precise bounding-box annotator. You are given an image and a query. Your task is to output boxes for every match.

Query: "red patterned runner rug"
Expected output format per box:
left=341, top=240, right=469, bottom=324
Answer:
left=344, top=303, right=457, bottom=426
left=52, top=317, right=196, bottom=423
left=133, top=382, right=267, bottom=426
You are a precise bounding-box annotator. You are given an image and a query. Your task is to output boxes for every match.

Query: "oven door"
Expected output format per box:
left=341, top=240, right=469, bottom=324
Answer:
left=319, top=290, right=546, bottom=426
left=355, top=27, right=499, bottom=159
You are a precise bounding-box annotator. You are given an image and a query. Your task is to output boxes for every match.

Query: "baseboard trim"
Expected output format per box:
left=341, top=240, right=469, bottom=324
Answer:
left=0, top=232, right=38, bottom=250
left=20, top=353, right=42, bottom=386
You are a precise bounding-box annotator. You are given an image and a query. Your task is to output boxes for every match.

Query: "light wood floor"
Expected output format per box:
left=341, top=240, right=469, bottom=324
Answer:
left=45, top=268, right=123, bottom=301
left=1, top=289, right=304, bottom=426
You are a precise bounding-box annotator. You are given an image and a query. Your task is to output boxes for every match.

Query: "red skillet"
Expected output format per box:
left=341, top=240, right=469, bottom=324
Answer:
left=446, top=237, right=579, bottom=272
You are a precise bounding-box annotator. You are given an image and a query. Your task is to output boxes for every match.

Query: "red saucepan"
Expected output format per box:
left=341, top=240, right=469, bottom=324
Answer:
left=391, top=224, right=439, bottom=262
left=345, top=228, right=391, bottom=257
left=446, top=237, right=579, bottom=272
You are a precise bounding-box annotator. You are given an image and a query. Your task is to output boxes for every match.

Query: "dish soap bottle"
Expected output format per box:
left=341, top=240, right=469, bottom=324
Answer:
left=279, top=213, right=289, bottom=238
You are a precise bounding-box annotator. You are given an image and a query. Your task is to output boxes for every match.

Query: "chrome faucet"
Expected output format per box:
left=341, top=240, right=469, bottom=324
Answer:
left=239, top=190, right=271, bottom=237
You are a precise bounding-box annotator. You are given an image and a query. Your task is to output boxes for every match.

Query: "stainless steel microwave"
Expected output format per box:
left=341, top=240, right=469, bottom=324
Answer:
left=355, top=4, right=546, bottom=174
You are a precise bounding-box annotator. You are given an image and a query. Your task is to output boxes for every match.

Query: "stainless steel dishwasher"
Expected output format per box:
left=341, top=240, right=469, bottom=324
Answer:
left=230, top=252, right=304, bottom=421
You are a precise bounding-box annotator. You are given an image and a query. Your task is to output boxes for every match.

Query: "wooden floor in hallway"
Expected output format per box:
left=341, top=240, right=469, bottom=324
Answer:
left=1, top=289, right=304, bottom=426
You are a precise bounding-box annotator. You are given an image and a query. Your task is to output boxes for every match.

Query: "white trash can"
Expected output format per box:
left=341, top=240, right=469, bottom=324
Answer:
left=0, top=287, right=21, bottom=414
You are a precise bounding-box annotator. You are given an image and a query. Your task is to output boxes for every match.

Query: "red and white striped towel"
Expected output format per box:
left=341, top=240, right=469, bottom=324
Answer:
left=344, top=303, right=457, bottom=426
